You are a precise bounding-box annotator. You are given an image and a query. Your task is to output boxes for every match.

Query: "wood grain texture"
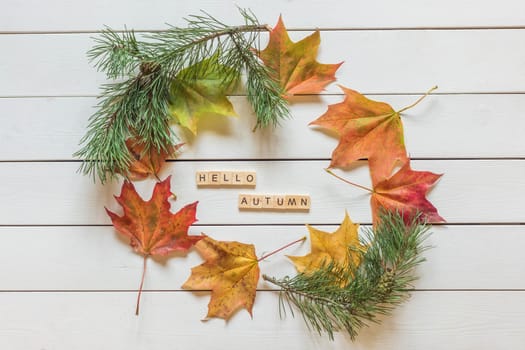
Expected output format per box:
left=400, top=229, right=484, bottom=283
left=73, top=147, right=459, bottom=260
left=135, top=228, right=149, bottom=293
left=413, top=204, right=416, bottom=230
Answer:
left=0, top=291, right=524, bottom=349
left=2, top=0, right=525, bottom=31
left=0, top=225, right=523, bottom=291
left=1, top=30, right=525, bottom=97
left=1, top=94, right=525, bottom=161
left=0, top=160, right=523, bottom=225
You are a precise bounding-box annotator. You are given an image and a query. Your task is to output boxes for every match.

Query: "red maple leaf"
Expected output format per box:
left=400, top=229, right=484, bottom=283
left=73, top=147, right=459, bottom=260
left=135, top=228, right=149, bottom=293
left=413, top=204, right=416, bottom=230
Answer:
left=370, top=162, right=445, bottom=225
left=106, top=176, right=202, bottom=314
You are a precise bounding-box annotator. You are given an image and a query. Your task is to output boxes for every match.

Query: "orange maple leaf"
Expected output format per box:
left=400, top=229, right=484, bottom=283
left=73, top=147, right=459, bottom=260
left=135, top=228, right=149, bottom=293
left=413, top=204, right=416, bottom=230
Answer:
left=288, top=212, right=366, bottom=283
left=106, top=176, right=202, bottom=314
left=371, top=161, right=445, bottom=225
left=311, top=86, right=437, bottom=185
left=311, top=86, right=408, bottom=185
left=258, top=16, right=342, bottom=97
left=182, top=236, right=260, bottom=320
left=123, top=138, right=183, bottom=181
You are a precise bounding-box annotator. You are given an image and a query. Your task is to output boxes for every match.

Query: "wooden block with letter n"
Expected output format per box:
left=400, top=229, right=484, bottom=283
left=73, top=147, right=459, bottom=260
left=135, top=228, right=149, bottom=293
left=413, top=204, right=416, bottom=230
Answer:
left=238, top=194, right=310, bottom=211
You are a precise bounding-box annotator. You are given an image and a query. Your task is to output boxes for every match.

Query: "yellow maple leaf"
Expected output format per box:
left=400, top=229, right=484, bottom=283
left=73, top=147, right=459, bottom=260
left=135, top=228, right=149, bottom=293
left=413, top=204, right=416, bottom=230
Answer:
left=288, top=212, right=366, bottom=275
left=182, top=236, right=259, bottom=320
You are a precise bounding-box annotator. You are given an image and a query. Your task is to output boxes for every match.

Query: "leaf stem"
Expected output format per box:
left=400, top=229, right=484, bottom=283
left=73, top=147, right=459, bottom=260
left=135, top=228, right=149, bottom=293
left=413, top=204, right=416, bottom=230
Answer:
left=258, top=237, right=306, bottom=262
left=325, top=168, right=373, bottom=193
left=135, top=255, right=148, bottom=315
left=397, top=85, right=438, bottom=114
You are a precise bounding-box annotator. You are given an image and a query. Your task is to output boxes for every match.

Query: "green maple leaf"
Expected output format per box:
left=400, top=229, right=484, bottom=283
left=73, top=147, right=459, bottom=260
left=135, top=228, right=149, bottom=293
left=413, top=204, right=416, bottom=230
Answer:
left=168, top=58, right=239, bottom=134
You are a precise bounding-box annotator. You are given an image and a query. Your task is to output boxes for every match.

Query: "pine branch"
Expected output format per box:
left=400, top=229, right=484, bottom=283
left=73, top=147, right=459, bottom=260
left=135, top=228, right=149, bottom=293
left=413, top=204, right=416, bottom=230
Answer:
left=75, top=8, right=289, bottom=183
left=88, top=27, right=145, bottom=79
left=263, top=211, right=431, bottom=340
left=75, top=69, right=173, bottom=183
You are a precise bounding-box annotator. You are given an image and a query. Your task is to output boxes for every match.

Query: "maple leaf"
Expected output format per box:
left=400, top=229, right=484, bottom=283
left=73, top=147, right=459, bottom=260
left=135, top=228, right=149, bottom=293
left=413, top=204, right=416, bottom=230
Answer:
left=168, top=57, right=239, bottom=135
left=258, top=16, right=342, bottom=97
left=106, top=176, right=202, bottom=314
left=370, top=161, right=445, bottom=225
left=288, top=212, right=366, bottom=281
left=123, top=138, right=183, bottom=181
left=311, top=86, right=437, bottom=185
left=310, top=86, right=408, bottom=185
left=182, top=236, right=260, bottom=320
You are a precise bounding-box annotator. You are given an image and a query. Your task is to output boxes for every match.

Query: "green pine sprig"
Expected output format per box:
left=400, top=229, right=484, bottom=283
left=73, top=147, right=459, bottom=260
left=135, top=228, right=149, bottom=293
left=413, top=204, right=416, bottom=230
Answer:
left=75, top=8, right=289, bottom=183
left=263, top=211, right=431, bottom=340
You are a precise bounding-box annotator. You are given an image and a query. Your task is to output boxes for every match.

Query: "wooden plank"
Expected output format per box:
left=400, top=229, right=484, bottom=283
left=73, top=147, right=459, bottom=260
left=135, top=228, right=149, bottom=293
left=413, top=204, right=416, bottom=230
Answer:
left=0, top=225, right=523, bottom=291
left=1, top=94, right=525, bottom=161
left=0, top=291, right=524, bottom=349
left=2, top=30, right=525, bottom=97
left=2, top=0, right=525, bottom=32
left=0, top=160, right=523, bottom=225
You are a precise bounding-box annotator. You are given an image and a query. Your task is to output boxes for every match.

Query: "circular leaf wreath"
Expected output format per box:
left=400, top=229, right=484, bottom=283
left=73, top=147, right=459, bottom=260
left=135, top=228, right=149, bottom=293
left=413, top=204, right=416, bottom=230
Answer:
left=77, top=9, right=443, bottom=341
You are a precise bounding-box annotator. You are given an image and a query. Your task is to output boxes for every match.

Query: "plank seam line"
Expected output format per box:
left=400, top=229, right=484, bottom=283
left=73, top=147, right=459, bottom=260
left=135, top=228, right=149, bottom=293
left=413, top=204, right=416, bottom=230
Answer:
left=0, top=157, right=524, bottom=163
left=1, top=223, right=523, bottom=228
left=0, top=289, right=523, bottom=293
left=168, top=157, right=525, bottom=162
left=1, top=26, right=525, bottom=35
left=3, top=92, right=525, bottom=99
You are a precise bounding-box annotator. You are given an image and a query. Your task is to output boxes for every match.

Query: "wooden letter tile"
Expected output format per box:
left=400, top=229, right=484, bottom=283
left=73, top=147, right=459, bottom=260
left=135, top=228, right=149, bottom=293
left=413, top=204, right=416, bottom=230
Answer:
left=195, top=171, right=209, bottom=185
left=196, top=171, right=256, bottom=187
left=238, top=194, right=310, bottom=211
left=285, top=195, right=311, bottom=210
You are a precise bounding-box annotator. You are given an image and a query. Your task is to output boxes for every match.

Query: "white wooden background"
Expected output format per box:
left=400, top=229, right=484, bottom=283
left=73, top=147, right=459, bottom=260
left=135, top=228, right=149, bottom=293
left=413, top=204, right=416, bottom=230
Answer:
left=1, top=1, right=525, bottom=349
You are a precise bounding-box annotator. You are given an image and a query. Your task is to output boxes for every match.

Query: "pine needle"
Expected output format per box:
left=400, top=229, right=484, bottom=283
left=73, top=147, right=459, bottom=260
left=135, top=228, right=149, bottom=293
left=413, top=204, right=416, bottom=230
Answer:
left=75, top=8, right=289, bottom=183
left=263, top=211, right=431, bottom=340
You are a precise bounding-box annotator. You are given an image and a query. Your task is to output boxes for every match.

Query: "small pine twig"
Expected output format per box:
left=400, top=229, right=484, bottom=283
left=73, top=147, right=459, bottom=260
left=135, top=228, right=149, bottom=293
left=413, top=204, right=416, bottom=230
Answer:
left=263, top=211, right=431, bottom=340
